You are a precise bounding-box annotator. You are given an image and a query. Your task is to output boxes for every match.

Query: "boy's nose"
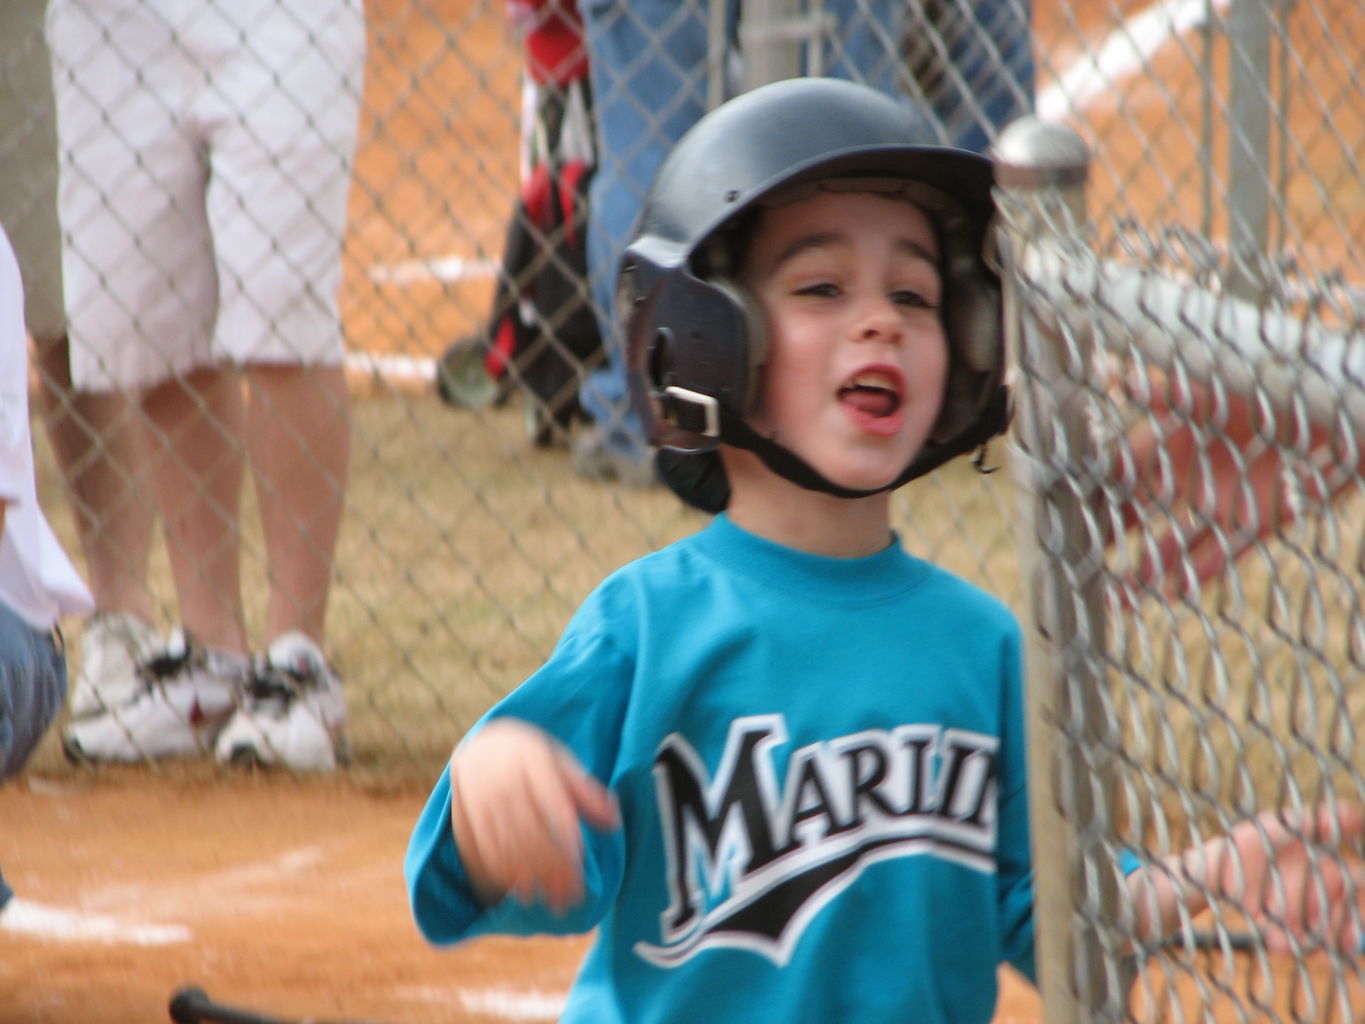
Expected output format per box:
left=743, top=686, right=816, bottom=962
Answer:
left=852, top=296, right=902, bottom=343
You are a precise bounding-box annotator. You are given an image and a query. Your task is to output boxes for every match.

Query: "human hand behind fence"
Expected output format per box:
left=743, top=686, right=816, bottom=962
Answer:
left=1115, top=379, right=1357, bottom=599
left=448, top=718, right=619, bottom=913
left=1216, top=801, right=1365, bottom=954
left=1131, top=801, right=1365, bottom=954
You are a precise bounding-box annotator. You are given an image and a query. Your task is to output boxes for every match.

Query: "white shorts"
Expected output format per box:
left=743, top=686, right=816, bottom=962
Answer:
left=47, top=0, right=365, bottom=392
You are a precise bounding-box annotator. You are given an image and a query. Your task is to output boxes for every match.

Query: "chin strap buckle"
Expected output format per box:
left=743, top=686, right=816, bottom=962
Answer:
left=662, top=386, right=722, bottom=438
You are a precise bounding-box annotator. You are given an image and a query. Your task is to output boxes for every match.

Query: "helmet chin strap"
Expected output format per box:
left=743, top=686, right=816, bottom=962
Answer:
left=722, top=419, right=916, bottom=500
left=657, top=390, right=1006, bottom=513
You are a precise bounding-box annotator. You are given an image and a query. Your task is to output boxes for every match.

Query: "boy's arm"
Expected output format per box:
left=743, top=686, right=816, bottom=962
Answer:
left=405, top=721, right=621, bottom=945
left=1125, top=801, right=1365, bottom=952
left=450, top=717, right=619, bottom=911
left=407, top=582, right=637, bottom=945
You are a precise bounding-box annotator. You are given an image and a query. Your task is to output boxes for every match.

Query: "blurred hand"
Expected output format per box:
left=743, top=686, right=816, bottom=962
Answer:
left=1115, top=378, right=1353, bottom=599
left=1131, top=801, right=1365, bottom=953
left=1217, top=801, right=1365, bottom=954
left=449, top=718, right=619, bottom=913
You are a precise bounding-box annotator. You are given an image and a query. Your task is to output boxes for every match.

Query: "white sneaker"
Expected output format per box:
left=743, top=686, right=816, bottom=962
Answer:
left=214, top=632, right=349, bottom=772
left=62, top=628, right=247, bottom=763
left=68, top=613, right=162, bottom=719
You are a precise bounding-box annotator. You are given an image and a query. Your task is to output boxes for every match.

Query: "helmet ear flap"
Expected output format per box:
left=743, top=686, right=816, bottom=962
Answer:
left=626, top=263, right=766, bottom=453
left=930, top=226, right=1005, bottom=447
left=701, top=276, right=768, bottom=419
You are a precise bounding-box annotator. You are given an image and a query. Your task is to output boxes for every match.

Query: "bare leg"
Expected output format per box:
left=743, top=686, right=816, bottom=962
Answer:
left=31, top=332, right=157, bottom=621
left=143, top=366, right=249, bottom=655
left=245, top=363, right=350, bottom=646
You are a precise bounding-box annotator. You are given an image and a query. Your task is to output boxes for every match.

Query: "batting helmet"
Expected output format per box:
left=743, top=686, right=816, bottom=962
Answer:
left=620, top=76, right=1009, bottom=512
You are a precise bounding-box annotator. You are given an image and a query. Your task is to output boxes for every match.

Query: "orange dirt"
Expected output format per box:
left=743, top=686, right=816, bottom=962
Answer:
left=0, top=772, right=1045, bottom=1023
left=1, top=772, right=589, bottom=1024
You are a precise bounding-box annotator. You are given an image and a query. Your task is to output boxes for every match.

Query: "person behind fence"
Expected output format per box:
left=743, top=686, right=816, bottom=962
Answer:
left=569, top=0, right=1036, bottom=486
left=48, top=0, right=365, bottom=773
left=0, top=0, right=161, bottom=735
left=1112, top=372, right=1365, bottom=602
left=0, top=220, right=96, bottom=914
left=435, top=0, right=603, bottom=445
left=405, top=79, right=1365, bottom=1022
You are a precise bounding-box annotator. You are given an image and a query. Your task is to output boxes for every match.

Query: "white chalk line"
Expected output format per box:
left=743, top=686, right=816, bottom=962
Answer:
left=3, top=901, right=572, bottom=1022
left=367, top=255, right=497, bottom=286
left=358, top=260, right=490, bottom=387
left=2, top=842, right=347, bottom=950
left=1, top=897, right=191, bottom=946
left=458, top=987, right=568, bottom=1021
left=97, top=843, right=388, bottom=928
left=1036, top=0, right=1230, bottom=121
left=395, top=984, right=567, bottom=1022
left=344, top=350, right=437, bottom=386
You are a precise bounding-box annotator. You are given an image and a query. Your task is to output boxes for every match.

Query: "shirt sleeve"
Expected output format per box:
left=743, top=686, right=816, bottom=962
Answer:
left=0, top=400, right=22, bottom=505
left=404, top=765, right=483, bottom=943
left=0, top=270, right=28, bottom=505
left=405, top=589, right=636, bottom=945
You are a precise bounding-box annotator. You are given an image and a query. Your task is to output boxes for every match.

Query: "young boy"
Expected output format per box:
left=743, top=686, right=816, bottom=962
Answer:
left=406, top=78, right=1365, bottom=1022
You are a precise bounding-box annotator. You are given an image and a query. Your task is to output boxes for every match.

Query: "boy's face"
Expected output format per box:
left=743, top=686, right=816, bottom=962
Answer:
left=739, top=189, right=949, bottom=494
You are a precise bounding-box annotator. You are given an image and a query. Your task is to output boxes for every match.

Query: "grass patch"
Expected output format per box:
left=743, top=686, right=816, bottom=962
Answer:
left=29, top=386, right=1363, bottom=819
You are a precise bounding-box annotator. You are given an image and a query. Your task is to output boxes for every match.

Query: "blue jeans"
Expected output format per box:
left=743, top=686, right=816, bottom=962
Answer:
left=0, top=602, right=68, bottom=781
left=577, top=0, right=1035, bottom=457
left=0, top=601, right=68, bottom=912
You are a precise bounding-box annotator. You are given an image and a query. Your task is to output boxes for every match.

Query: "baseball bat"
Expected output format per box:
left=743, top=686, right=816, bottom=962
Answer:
left=169, top=985, right=390, bottom=1024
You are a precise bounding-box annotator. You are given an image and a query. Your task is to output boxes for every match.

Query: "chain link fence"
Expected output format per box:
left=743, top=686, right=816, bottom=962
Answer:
left=4, top=0, right=1364, bottom=1015
left=1000, top=1, right=1365, bottom=1019
left=6, top=0, right=1037, bottom=776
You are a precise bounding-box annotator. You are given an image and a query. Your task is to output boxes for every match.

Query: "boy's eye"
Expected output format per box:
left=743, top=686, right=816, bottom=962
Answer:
left=794, top=281, right=840, bottom=298
left=892, top=288, right=938, bottom=310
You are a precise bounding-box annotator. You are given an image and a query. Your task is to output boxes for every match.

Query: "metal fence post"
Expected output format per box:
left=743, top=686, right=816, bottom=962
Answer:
left=994, top=117, right=1125, bottom=1024
left=706, top=0, right=731, bottom=110
left=737, top=0, right=834, bottom=91
left=1225, top=0, right=1275, bottom=302
left=739, top=0, right=800, bottom=88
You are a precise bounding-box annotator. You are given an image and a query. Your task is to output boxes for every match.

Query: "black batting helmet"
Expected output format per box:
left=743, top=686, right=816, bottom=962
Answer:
left=619, top=76, right=1009, bottom=512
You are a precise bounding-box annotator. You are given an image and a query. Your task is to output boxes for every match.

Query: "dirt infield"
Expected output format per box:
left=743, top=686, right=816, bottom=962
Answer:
left=1, top=773, right=1046, bottom=1023
left=0, top=772, right=591, bottom=1024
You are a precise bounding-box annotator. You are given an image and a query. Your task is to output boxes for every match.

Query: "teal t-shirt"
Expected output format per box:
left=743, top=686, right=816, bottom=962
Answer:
left=407, top=513, right=1034, bottom=1023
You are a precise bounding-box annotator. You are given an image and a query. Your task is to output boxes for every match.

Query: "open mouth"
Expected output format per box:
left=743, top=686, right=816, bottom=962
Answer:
left=837, top=371, right=902, bottom=419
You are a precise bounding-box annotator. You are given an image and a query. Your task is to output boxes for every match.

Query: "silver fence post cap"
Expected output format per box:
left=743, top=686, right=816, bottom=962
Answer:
left=992, top=117, right=1091, bottom=188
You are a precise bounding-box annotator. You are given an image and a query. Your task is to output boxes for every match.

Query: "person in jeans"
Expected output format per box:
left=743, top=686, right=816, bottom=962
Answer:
left=0, top=219, right=95, bottom=910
